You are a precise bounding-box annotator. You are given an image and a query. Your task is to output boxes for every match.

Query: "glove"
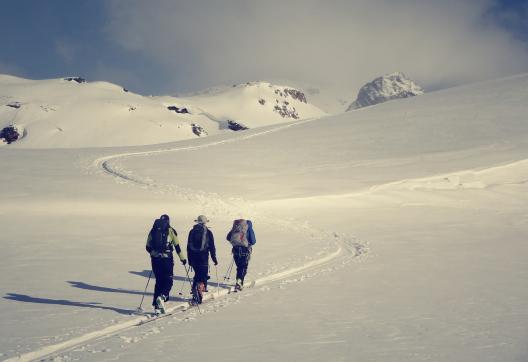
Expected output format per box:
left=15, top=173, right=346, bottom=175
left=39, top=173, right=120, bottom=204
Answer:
left=213, top=258, right=218, bottom=266
left=181, top=259, right=187, bottom=266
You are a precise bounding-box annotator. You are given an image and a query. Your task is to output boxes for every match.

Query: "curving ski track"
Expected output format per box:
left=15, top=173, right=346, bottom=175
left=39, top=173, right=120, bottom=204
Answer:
left=6, top=120, right=365, bottom=362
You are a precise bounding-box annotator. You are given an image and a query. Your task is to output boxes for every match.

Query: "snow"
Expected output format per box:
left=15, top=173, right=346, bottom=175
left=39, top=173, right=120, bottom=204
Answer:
left=0, top=75, right=325, bottom=148
left=168, top=81, right=325, bottom=128
left=1, top=72, right=528, bottom=361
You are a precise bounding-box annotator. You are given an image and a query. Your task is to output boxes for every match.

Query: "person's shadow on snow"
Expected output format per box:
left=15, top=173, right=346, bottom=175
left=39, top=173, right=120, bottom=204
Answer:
left=130, top=269, right=234, bottom=289
left=4, top=274, right=191, bottom=314
left=3, top=293, right=135, bottom=315
left=68, top=281, right=152, bottom=296
left=129, top=269, right=188, bottom=282
left=67, top=281, right=188, bottom=302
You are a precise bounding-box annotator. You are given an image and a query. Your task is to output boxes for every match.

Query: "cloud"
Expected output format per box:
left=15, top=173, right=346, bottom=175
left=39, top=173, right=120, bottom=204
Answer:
left=91, top=62, right=144, bottom=92
left=104, top=0, right=528, bottom=93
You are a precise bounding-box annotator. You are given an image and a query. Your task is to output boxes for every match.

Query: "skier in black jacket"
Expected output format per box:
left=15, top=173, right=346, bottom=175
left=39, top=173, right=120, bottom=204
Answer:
left=146, top=214, right=186, bottom=314
left=187, top=215, right=217, bottom=304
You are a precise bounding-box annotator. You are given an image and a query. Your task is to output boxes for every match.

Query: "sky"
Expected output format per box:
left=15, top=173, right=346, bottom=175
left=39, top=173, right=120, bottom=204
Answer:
left=1, top=0, right=528, bottom=95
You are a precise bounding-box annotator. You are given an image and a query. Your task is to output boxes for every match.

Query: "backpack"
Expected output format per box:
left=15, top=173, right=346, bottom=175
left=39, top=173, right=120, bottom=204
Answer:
left=150, top=218, right=172, bottom=253
left=229, top=219, right=249, bottom=248
left=188, top=224, right=209, bottom=252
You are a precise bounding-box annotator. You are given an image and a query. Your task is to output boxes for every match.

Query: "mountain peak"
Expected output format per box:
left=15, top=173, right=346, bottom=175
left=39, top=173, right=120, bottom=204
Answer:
left=347, top=72, right=424, bottom=110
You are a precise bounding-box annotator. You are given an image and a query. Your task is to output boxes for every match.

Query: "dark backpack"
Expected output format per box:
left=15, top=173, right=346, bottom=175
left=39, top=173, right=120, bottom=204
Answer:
left=150, top=218, right=172, bottom=253
left=188, top=224, right=209, bottom=252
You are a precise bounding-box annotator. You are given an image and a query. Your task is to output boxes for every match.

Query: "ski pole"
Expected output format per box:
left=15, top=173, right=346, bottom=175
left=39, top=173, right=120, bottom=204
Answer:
left=214, top=264, right=220, bottom=292
left=184, top=265, right=194, bottom=290
left=222, top=261, right=230, bottom=281
left=137, top=270, right=153, bottom=312
left=177, top=276, right=186, bottom=296
left=228, top=258, right=234, bottom=280
left=224, top=259, right=234, bottom=282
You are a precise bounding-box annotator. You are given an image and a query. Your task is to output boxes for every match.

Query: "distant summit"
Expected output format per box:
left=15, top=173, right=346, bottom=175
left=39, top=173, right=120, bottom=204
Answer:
left=174, top=81, right=325, bottom=130
left=347, top=72, right=424, bottom=110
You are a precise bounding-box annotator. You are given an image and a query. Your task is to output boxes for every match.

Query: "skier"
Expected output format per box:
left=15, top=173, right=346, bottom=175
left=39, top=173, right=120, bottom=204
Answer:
left=146, top=214, right=187, bottom=314
left=187, top=215, right=217, bottom=304
left=227, top=219, right=256, bottom=291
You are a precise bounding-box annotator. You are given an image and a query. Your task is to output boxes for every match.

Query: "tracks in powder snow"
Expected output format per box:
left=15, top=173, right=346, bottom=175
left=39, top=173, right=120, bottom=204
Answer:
left=7, top=120, right=365, bottom=362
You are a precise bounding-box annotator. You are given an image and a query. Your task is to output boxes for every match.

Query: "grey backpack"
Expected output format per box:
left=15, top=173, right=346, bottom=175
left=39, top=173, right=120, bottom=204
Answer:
left=229, top=219, right=249, bottom=248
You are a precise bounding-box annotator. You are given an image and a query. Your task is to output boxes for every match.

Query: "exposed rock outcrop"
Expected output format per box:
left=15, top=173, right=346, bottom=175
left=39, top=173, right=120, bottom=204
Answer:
left=227, top=120, right=248, bottom=131
left=191, top=123, right=207, bottom=137
left=347, top=72, right=424, bottom=110
left=167, top=106, right=190, bottom=114
left=6, top=101, right=21, bottom=109
left=64, top=77, right=86, bottom=84
left=0, top=125, right=20, bottom=144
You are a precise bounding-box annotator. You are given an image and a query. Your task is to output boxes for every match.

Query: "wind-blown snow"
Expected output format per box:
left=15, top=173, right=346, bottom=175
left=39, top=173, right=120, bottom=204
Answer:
left=1, top=73, right=528, bottom=361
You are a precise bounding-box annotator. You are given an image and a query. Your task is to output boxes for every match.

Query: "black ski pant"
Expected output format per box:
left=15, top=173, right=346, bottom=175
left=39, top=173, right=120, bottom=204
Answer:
left=151, top=256, right=174, bottom=306
left=191, top=263, right=208, bottom=289
left=233, top=246, right=252, bottom=285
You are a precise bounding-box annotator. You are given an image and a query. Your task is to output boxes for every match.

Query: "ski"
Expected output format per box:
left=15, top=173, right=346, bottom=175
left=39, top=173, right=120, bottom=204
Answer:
left=135, top=304, right=189, bottom=326
left=136, top=280, right=257, bottom=326
left=228, top=279, right=256, bottom=293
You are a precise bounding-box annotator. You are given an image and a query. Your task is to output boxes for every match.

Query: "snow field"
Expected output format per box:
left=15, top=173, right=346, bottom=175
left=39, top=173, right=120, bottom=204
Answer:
left=0, top=123, right=364, bottom=360
left=2, top=73, right=528, bottom=361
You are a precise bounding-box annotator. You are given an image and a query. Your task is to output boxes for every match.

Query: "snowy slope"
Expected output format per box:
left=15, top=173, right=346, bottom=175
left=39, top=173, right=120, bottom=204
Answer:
left=1, top=73, right=528, bottom=361
left=0, top=75, right=325, bottom=148
left=124, top=74, right=528, bottom=200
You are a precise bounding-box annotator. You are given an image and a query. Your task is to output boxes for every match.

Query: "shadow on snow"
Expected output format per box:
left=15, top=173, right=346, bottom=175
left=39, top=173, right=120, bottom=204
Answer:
left=129, top=269, right=188, bottom=282
left=3, top=293, right=135, bottom=315
left=129, top=269, right=234, bottom=289
left=67, top=281, right=188, bottom=302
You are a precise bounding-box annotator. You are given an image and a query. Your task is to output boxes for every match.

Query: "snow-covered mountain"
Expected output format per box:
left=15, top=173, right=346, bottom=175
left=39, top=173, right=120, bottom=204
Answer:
left=0, top=75, right=325, bottom=148
left=347, top=72, right=424, bottom=110
left=169, top=81, right=325, bottom=128
left=263, top=78, right=357, bottom=114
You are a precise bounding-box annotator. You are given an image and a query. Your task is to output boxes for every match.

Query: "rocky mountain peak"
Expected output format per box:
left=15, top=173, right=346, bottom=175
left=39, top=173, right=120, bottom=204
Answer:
left=347, top=72, right=424, bottom=110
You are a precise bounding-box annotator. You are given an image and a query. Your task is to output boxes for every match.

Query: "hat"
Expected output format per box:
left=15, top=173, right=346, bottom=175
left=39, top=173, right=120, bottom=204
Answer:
left=160, top=214, right=170, bottom=222
left=195, top=215, right=209, bottom=224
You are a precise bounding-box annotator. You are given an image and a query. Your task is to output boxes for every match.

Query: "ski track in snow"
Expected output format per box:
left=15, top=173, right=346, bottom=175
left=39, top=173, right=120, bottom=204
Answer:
left=7, top=119, right=528, bottom=361
left=6, top=120, right=366, bottom=362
